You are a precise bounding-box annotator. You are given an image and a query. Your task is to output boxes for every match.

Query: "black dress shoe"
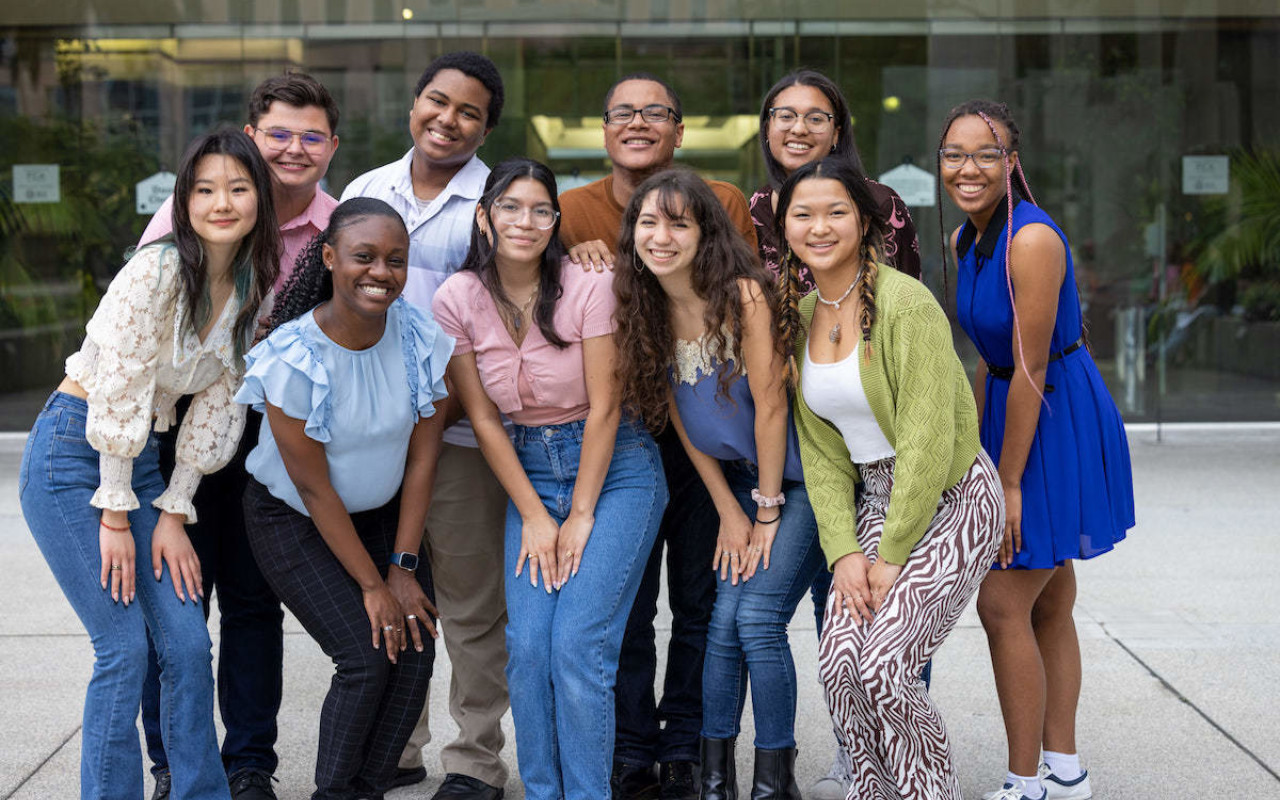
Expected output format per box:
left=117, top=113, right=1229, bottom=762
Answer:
left=430, top=772, right=504, bottom=799
left=612, top=761, right=661, bottom=800
left=228, top=769, right=278, bottom=800
left=659, top=760, right=699, bottom=800
left=391, top=765, right=428, bottom=788
left=150, top=770, right=171, bottom=800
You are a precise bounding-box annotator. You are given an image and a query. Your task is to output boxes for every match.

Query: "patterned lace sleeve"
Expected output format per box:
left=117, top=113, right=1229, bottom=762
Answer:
left=154, top=365, right=247, bottom=522
left=73, top=246, right=175, bottom=511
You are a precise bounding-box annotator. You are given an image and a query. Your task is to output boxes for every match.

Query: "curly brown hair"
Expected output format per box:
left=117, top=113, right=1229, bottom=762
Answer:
left=614, top=168, right=784, bottom=429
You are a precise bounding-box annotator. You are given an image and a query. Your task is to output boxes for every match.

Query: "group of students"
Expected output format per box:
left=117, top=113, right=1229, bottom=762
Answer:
left=19, top=50, right=1135, bottom=800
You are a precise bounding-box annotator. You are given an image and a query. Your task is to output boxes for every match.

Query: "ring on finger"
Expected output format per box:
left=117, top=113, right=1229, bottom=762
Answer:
left=382, top=625, right=395, bottom=631
left=406, top=614, right=418, bottom=621
left=110, top=564, right=122, bottom=571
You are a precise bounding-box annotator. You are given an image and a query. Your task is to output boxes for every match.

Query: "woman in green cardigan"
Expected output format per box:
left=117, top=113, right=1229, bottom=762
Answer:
left=776, top=156, right=1003, bottom=800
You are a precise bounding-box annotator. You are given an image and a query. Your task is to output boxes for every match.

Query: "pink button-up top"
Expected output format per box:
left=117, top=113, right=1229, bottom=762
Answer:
left=433, top=260, right=617, bottom=427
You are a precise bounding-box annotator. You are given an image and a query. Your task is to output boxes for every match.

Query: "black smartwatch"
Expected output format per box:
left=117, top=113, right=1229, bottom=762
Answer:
left=389, top=552, right=420, bottom=572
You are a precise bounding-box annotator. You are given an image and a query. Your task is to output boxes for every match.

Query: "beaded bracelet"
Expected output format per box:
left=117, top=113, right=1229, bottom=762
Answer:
left=751, top=488, right=786, bottom=508
left=99, top=519, right=131, bottom=533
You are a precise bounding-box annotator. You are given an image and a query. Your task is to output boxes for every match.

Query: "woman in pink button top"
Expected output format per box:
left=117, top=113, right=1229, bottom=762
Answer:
left=432, top=157, right=668, bottom=800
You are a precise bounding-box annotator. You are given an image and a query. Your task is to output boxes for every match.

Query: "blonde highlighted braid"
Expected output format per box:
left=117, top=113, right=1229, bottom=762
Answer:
left=776, top=243, right=806, bottom=388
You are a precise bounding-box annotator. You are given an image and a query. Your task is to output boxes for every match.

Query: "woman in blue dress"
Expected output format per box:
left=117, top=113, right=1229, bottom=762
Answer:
left=938, top=100, right=1135, bottom=800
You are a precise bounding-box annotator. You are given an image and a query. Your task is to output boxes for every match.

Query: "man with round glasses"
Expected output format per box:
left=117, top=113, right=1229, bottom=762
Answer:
left=557, top=72, right=757, bottom=800
left=135, top=71, right=342, bottom=800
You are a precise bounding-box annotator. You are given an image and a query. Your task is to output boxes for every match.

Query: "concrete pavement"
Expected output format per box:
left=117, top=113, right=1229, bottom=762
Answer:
left=2, top=425, right=1278, bottom=799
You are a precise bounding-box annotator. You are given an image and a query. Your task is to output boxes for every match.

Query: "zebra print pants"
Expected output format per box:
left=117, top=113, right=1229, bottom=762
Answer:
left=818, top=451, right=1003, bottom=800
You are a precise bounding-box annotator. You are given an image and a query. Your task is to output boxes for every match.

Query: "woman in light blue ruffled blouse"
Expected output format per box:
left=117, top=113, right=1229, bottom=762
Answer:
left=234, top=197, right=454, bottom=800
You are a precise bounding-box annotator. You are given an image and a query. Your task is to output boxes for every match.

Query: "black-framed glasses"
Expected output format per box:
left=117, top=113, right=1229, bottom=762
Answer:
left=254, top=127, right=331, bottom=152
left=939, top=147, right=1006, bottom=170
left=769, top=108, right=835, bottom=131
left=604, top=104, right=681, bottom=125
left=492, top=200, right=560, bottom=230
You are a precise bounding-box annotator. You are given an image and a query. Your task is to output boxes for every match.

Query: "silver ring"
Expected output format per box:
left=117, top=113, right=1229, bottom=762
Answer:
left=382, top=625, right=395, bottom=631
left=730, top=553, right=739, bottom=559
left=405, top=614, right=418, bottom=621
left=110, top=564, right=122, bottom=571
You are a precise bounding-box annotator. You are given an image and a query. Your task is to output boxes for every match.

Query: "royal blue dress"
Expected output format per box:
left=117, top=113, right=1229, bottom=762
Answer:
left=956, top=196, right=1134, bottom=569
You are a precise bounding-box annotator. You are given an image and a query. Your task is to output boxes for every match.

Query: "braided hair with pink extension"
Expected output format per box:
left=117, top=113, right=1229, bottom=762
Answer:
left=936, top=100, right=1045, bottom=402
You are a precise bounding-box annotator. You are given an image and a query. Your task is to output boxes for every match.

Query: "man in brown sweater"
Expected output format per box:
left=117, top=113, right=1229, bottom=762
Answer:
left=557, top=73, right=755, bottom=800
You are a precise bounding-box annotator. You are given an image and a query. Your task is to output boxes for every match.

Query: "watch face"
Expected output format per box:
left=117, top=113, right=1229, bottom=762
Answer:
left=394, top=552, right=419, bottom=571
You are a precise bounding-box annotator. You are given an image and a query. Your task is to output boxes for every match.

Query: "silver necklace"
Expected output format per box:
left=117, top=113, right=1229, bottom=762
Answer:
left=815, top=266, right=865, bottom=343
left=510, top=290, right=537, bottom=331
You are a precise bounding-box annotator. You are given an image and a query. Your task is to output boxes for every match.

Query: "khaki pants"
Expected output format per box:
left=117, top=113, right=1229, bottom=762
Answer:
left=398, top=443, right=511, bottom=787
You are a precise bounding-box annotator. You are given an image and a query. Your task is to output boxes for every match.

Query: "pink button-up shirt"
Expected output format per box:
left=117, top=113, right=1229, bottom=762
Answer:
left=138, top=188, right=339, bottom=290
left=433, top=260, right=617, bottom=427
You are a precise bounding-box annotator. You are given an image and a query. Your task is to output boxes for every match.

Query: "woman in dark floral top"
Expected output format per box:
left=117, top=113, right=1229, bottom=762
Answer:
left=752, top=68, right=924, bottom=800
left=751, top=69, right=921, bottom=291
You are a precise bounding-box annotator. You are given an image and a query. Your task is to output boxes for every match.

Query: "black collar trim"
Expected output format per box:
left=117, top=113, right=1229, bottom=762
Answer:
left=956, top=193, right=1021, bottom=260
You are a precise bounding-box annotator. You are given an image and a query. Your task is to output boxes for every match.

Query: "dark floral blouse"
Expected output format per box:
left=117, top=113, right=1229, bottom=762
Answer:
left=750, top=179, right=922, bottom=292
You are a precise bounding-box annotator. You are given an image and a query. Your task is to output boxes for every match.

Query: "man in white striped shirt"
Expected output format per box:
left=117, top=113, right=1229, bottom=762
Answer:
left=341, top=51, right=510, bottom=800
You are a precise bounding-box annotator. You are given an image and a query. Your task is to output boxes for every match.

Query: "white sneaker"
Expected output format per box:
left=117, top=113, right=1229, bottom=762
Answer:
left=1039, top=764, right=1093, bottom=800
left=808, top=743, right=853, bottom=800
left=985, top=786, right=1047, bottom=800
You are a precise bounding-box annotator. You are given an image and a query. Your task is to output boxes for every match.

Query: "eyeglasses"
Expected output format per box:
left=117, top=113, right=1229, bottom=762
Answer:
left=939, top=147, right=1006, bottom=170
left=492, top=200, right=560, bottom=230
left=604, top=104, right=681, bottom=125
left=769, top=108, right=835, bottom=131
left=254, top=127, right=331, bottom=153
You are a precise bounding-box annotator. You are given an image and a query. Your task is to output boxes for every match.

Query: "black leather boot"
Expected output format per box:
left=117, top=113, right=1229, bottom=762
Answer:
left=749, top=747, right=800, bottom=800
left=698, top=737, right=737, bottom=800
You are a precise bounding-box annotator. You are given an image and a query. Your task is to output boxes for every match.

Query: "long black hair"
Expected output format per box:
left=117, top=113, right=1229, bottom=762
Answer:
left=459, top=157, right=569, bottom=349
left=170, top=125, right=281, bottom=357
left=759, top=69, right=864, bottom=189
left=268, top=197, right=407, bottom=331
left=775, top=157, right=889, bottom=370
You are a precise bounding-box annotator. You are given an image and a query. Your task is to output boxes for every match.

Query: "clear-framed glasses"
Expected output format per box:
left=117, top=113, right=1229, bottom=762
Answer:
left=492, top=200, right=560, bottom=230
left=255, top=127, right=331, bottom=153
left=604, top=104, right=681, bottom=125
left=769, top=108, right=835, bottom=131
left=939, top=147, right=1006, bottom=170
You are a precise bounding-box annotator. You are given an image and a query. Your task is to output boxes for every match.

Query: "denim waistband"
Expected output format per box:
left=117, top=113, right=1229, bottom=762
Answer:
left=42, top=390, right=89, bottom=415
left=512, top=416, right=649, bottom=447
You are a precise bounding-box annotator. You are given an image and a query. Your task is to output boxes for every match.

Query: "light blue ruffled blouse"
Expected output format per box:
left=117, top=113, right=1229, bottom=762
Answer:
left=236, top=298, right=454, bottom=516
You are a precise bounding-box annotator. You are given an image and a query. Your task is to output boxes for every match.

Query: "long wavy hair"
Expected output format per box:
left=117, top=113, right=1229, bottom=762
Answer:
left=759, top=69, right=864, bottom=189
left=614, top=168, right=783, bottom=428
left=170, top=125, right=280, bottom=358
left=459, top=157, right=568, bottom=349
left=268, top=197, right=407, bottom=331
left=775, top=157, right=889, bottom=372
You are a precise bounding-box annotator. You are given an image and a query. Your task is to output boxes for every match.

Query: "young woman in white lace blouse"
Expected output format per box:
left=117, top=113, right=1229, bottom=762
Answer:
left=18, top=127, right=281, bottom=800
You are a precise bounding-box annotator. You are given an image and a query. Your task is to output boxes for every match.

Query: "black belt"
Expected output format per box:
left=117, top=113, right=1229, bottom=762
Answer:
left=985, top=336, right=1084, bottom=382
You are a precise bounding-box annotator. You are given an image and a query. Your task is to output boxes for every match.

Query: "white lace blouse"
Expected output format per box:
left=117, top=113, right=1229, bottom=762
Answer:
left=64, top=244, right=248, bottom=522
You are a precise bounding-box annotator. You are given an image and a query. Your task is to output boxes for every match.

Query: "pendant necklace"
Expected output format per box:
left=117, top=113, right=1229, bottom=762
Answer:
left=814, top=265, right=865, bottom=344
left=510, top=290, right=538, bottom=331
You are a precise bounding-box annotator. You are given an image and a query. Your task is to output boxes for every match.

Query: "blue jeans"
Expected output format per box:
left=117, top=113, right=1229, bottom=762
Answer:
left=142, top=409, right=284, bottom=778
left=614, top=427, right=718, bottom=767
left=702, top=461, right=824, bottom=749
left=504, top=419, right=668, bottom=800
left=19, top=392, right=228, bottom=800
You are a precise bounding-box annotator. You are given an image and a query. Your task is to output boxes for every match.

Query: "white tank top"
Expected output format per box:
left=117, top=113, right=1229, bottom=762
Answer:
left=802, top=341, right=897, bottom=465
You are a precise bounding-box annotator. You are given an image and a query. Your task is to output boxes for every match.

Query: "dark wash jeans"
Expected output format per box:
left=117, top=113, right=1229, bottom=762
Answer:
left=613, top=427, right=719, bottom=767
left=142, top=407, right=285, bottom=777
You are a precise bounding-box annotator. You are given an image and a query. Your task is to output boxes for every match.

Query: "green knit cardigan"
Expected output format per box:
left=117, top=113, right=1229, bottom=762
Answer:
left=792, top=265, right=981, bottom=568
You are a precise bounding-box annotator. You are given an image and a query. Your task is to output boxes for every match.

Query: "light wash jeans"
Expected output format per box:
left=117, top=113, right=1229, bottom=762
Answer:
left=19, top=392, right=229, bottom=800
left=504, top=419, right=668, bottom=800
left=701, top=460, right=824, bottom=749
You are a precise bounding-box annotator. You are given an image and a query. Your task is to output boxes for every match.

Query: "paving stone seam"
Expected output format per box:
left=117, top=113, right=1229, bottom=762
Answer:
left=1102, top=622, right=1280, bottom=783
left=2, top=724, right=80, bottom=800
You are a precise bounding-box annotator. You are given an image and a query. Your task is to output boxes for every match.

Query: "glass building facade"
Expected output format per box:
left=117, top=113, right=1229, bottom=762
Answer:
left=3, top=1, right=1278, bottom=428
